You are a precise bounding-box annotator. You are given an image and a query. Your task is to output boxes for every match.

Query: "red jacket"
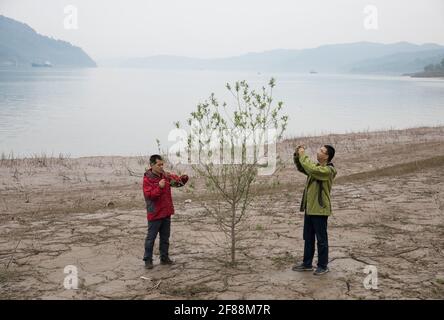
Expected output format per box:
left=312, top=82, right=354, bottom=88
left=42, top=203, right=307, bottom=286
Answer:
left=143, top=169, right=188, bottom=221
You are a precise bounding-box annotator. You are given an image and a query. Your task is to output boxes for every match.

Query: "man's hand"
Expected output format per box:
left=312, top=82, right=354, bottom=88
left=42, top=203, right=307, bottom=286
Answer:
left=159, top=179, right=166, bottom=188
left=296, top=144, right=306, bottom=156
left=180, top=174, right=189, bottom=185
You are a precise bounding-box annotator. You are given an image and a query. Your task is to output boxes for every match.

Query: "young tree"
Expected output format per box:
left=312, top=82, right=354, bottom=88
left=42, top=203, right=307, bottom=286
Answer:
left=180, top=78, right=288, bottom=265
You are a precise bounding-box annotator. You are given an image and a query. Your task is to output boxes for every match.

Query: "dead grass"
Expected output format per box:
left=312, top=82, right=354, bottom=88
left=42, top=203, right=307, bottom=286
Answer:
left=335, top=155, right=444, bottom=184
left=0, top=152, right=73, bottom=168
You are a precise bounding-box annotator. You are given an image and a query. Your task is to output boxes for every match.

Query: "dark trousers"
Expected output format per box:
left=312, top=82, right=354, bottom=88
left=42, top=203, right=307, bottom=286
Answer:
left=302, top=213, right=329, bottom=269
left=143, top=217, right=171, bottom=262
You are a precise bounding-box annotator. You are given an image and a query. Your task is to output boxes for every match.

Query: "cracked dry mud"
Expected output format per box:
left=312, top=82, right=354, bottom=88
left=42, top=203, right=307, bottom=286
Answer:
left=1, top=126, right=443, bottom=299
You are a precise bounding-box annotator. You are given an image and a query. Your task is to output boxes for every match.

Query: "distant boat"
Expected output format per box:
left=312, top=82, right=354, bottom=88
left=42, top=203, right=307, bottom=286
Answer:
left=309, top=70, right=318, bottom=74
left=31, top=61, right=52, bottom=67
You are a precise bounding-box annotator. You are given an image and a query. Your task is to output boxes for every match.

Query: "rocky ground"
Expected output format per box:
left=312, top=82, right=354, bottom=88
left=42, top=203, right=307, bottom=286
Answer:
left=0, top=126, right=443, bottom=299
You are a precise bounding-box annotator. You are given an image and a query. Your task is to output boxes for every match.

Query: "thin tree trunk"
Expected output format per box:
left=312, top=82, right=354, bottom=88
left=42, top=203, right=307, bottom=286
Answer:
left=231, top=203, right=236, bottom=264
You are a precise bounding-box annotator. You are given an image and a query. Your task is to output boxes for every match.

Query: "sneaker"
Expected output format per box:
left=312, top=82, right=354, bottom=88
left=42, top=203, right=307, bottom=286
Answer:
left=292, top=264, right=314, bottom=272
left=313, top=266, right=329, bottom=275
left=160, top=257, right=175, bottom=265
left=144, top=260, right=153, bottom=269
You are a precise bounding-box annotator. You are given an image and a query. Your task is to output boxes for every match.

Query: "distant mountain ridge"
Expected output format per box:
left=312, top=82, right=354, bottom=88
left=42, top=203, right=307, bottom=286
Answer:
left=112, top=41, right=444, bottom=74
left=0, top=15, right=96, bottom=67
left=3, top=13, right=442, bottom=74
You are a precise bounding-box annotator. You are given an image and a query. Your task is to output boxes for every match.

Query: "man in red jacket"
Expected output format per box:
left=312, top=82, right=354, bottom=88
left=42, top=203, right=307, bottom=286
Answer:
left=142, top=154, right=188, bottom=269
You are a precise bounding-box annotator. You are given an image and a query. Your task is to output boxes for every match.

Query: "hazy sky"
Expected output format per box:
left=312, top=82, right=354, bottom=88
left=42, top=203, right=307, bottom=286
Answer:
left=1, top=0, right=444, bottom=61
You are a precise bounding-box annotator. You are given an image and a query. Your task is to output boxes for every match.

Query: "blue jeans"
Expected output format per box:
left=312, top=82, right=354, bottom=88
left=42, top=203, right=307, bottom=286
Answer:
left=143, top=217, right=171, bottom=262
left=302, top=213, right=329, bottom=269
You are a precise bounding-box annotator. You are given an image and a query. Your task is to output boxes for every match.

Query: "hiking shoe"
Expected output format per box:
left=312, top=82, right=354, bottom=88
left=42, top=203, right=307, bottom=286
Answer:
left=313, top=267, right=329, bottom=275
left=292, top=264, right=314, bottom=272
left=160, top=257, right=175, bottom=265
left=144, top=260, right=153, bottom=269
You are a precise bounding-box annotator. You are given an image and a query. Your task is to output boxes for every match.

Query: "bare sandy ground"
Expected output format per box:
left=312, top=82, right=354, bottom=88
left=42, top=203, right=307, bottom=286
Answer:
left=0, top=126, right=443, bottom=299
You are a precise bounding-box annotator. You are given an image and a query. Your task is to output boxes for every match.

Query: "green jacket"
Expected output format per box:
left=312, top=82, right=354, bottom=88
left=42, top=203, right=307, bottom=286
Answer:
left=293, top=152, right=337, bottom=216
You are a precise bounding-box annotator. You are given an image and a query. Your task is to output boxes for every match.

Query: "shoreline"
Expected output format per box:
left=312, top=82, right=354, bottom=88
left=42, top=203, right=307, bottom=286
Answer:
left=2, top=124, right=444, bottom=161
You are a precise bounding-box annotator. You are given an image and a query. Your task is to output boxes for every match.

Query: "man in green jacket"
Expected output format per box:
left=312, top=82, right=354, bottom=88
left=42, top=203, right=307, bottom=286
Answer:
left=292, top=144, right=337, bottom=275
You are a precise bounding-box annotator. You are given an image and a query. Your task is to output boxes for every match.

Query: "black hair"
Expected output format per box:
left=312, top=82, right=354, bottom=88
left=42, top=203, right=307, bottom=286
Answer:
left=324, top=145, right=335, bottom=163
left=149, top=154, right=163, bottom=166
